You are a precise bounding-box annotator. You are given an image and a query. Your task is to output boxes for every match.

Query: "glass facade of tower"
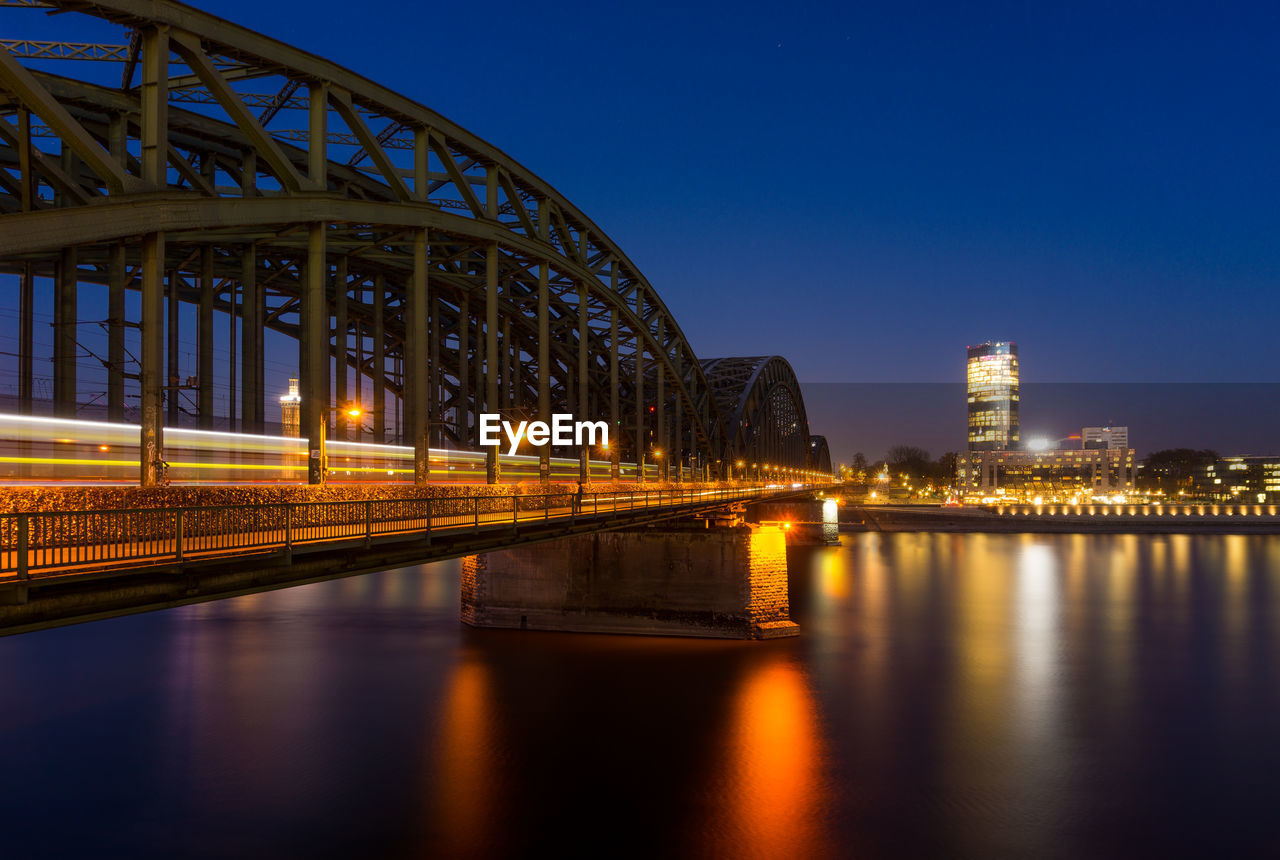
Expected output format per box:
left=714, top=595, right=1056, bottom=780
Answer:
left=967, top=341, right=1019, bottom=450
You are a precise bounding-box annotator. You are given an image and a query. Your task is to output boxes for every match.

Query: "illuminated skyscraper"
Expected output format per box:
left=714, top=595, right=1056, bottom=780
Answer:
left=967, top=341, right=1019, bottom=450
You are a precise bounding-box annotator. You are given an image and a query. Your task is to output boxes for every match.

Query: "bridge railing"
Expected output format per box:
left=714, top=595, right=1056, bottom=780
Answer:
left=0, top=484, right=812, bottom=582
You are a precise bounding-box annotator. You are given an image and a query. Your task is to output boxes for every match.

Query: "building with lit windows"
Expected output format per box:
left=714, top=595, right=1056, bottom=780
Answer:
left=967, top=341, right=1019, bottom=450
left=1195, top=456, right=1280, bottom=503
left=957, top=424, right=1137, bottom=502
left=957, top=447, right=1136, bottom=501
left=1083, top=426, right=1129, bottom=449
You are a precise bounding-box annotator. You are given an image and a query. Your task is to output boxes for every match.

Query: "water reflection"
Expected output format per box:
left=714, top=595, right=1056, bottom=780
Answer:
left=1013, top=542, right=1059, bottom=742
left=422, top=655, right=497, bottom=856
left=698, top=654, right=828, bottom=859
left=4, top=533, right=1280, bottom=857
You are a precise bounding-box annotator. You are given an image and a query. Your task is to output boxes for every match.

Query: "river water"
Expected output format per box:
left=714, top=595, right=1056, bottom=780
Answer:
left=5, top=532, right=1280, bottom=858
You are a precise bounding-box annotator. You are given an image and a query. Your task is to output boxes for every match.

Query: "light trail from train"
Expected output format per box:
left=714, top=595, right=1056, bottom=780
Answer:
left=0, top=414, right=661, bottom=485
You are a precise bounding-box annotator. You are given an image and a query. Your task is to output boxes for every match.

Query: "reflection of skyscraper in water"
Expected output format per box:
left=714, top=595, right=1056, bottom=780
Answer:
left=967, top=341, right=1020, bottom=451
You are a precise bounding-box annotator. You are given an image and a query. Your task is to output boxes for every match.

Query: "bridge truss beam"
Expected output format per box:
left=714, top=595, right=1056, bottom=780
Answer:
left=0, top=0, right=826, bottom=485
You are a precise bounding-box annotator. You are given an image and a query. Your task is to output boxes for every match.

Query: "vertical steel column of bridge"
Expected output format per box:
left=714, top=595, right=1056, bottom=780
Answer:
left=243, top=155, right=261, bottom=431
left=19, top=262, right=33, bottom=415
left=500, top=317, right=511, bottom=412
left=15, top=102, right=33, bottom=416
left=240, top=243, right=262, bottom=434
left=430, top=293, right=441, bottom=446
left=578, top=281, right=589, bottom=483
left=394, top=355, right=402, bottom=441
left=56, top=145, right=76, bottom=207
left=428, top=298, right=441, bottom=447
left=656, top=317, right=666, bottom=481
left=485, top=242, right=500, bottom=483
left=334, top=256, right=348, bottom=440
left=304, top=221, right=328, bottom=484
left=609, top=299, right=621, bottom=480
left=537, top=229, right=551, bottom=484
left=486, top=167, right=502, bottom=483
left=138, top=25, right=168, bottom=485
left=419, top=128, right=445, bottom=455
left=166, top=266, right=178, bottom=425
left=227, top=255, right=236, bottom=433
left=561, top=337, right=572, bottom=429
left=458, top=293, right=469, bottom=446
left=353, top=315, right=364, bottom=442
left=198, top=245, right=214, bottom=429
left=673, top=345, right=683, bottom=482
left=107, top=112, right=127, bottom=423
left=473, top=293, right=483, bottom=448
left=504, top=322, right=514, bottom=412
left=107, top=243, right=126, bottom=421
left=372, top=275, right=385, bottom=444
left=141, top=232, right=165, bottom=487
left=53, top=248, right=76, bottom=416
left=634, top=287, right=645, bottom=483
left=510, top=322, right=521, bottom=412
left=14, top=103, right=33, bottom=417
left=303, top=83, right=329, bottom=483
left=409, top=228, right=430, bottom=484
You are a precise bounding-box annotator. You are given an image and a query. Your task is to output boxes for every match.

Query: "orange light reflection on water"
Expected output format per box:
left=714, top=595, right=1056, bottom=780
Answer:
left=422, top=657, right=496, bottom=855
left=701, top=654, right=830, bottom=859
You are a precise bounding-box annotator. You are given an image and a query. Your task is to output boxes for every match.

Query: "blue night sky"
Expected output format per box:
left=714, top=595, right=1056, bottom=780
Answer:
left=53, top=0, right=1280, bottom=384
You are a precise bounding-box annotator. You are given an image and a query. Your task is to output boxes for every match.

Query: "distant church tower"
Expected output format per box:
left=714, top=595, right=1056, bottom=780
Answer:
left=280, top=378, right=301, bottom=438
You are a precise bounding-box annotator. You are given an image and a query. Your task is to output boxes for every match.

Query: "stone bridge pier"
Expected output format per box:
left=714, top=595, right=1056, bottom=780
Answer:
left=461, top=521, right=798, bottom=639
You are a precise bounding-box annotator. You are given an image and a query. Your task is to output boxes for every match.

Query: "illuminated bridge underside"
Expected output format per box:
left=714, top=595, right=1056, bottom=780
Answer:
left=0, top=0, right=826, bottom=484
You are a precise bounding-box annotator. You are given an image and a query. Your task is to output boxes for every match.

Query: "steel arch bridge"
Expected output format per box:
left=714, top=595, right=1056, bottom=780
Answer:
left=809, top=436, right=832, bottom=475
left=0, top=0, right=829, bottom=486
left=701, top=356, right=814, bottom=478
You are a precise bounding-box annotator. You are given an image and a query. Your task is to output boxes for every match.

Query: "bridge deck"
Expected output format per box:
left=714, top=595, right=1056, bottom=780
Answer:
left=0, top=484, right=820, bottom=635
left=0, top=485, right=805, bottom=587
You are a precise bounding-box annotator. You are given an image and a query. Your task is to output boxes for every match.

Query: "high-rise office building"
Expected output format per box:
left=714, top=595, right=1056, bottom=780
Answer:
left=967, top=341, right=1019, bottom=450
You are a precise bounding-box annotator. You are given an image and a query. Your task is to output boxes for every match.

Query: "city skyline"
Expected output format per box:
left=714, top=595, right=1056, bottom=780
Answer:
left=803, top=377, right=1280, bottom=466
left=805, top=334, right=1280, bottom=465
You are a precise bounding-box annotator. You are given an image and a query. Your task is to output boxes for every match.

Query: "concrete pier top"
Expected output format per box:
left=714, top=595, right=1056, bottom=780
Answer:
left=463, top=524, right=799, bottom=640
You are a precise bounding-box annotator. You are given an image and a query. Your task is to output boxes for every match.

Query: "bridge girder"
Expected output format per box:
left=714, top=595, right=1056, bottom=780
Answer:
left=809, top=435, right=832, bottom=474
left=701, top=356, right=814, bottom=473
left=0, top=0, right=825, bottom=481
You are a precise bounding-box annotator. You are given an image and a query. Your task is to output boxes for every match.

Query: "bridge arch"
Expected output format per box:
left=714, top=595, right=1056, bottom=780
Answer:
left=0, top=0, right=825, bottom=482
left=809, top=435, right=832, bottom=474
left=701, top=356, right=813, bottom=475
